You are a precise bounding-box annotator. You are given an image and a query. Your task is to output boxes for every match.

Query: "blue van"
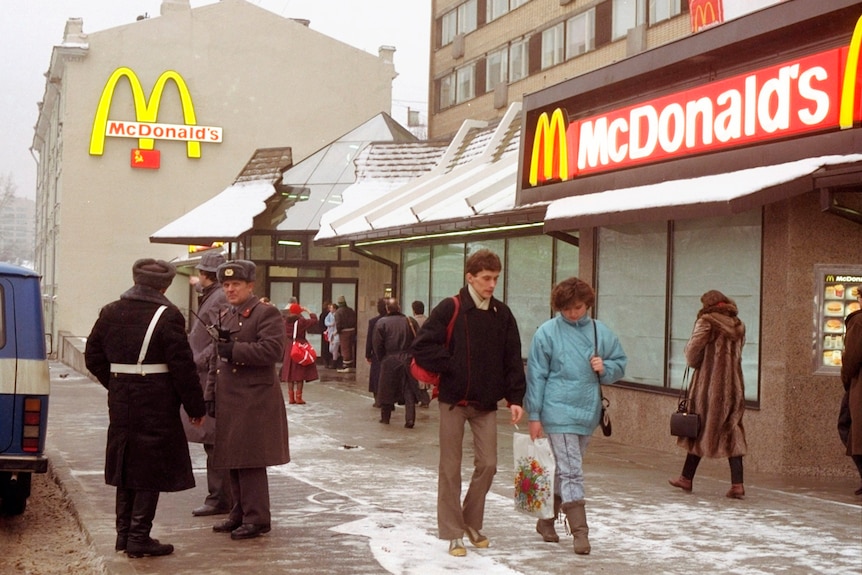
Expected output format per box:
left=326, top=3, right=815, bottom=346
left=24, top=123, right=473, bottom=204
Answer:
left=0, top=262, right=50, bottom=515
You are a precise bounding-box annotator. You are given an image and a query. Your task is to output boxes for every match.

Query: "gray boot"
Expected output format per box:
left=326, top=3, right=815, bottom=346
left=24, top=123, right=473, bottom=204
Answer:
left=562, top=500, right=590, bottom=555
left=536, top=495, right=561, bottom=542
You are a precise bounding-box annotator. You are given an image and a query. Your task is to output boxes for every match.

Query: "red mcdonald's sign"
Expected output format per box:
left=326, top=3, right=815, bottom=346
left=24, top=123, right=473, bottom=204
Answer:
left=689, top=0, right=723, bottom=32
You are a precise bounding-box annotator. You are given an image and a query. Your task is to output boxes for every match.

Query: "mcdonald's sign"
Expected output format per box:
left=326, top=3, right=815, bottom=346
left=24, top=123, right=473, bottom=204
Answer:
left=89, top=67, right=223, bottom=164
left=689, top=0, right=723, bottom=33
left=523, top=13, right=862, bottom=189
left=529, top=109, right=570, bottom=186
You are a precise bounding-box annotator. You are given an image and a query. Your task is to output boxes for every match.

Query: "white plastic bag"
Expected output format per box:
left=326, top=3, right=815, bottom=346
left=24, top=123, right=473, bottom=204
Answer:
left=513, top=433, right=556, bottom=519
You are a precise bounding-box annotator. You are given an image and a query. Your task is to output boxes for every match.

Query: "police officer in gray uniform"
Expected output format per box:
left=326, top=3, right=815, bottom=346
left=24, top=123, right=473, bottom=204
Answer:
left=208, top=260, right=290, bottom=540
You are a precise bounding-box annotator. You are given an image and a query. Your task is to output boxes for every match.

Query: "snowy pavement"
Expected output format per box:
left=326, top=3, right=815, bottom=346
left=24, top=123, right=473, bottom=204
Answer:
left=46, top=362, right=861, bottom=575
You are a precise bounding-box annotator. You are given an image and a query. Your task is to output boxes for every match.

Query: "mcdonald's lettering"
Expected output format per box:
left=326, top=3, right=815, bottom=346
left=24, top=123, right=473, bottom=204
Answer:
left=689, top=0, right=723, bottom=33
left=90, top=67, right=223, bottom=160
left=525, top=13, right=862, bottom=188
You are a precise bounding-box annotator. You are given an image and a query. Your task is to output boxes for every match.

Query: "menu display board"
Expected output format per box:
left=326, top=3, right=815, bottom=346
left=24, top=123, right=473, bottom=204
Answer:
left=814, top=265, right=862, bottom=374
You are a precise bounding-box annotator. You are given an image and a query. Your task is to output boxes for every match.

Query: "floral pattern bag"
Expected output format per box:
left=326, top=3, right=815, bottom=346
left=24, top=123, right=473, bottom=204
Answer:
left=513, top=433, right=556, bottom=519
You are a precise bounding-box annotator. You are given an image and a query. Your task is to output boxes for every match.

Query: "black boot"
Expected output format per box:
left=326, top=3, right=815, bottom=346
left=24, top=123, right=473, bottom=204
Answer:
left=379, top=405, right=392, bottom=424
left=115, top=488, right=134, bottom=551
left=126, top=490, right=173, bottom=558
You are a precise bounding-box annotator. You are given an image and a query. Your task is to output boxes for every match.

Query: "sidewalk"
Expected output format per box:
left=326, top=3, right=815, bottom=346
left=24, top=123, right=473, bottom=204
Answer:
left=46, top=361, right=861, bottom=575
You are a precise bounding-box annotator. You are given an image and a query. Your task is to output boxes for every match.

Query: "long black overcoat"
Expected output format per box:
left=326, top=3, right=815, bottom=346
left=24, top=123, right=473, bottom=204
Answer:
left=84, top=285, right=205, bottom=492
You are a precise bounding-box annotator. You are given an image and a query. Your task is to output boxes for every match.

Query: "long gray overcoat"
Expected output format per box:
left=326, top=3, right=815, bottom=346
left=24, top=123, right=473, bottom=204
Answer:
left=680, top=305, right=748, bottom=459
left=208, top=296, right=290, bottom=469
left=182, top=282, right=227, bottom=444
left=84, top=285, right=205, bottom=492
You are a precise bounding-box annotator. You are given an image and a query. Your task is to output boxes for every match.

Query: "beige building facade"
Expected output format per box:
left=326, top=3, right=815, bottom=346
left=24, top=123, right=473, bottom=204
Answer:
left=31, top=0, right=396, bottom=342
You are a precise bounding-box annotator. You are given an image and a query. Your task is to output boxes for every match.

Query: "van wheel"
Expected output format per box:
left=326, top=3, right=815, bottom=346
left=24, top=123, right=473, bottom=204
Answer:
left=0, top=472, right=31, bottom=516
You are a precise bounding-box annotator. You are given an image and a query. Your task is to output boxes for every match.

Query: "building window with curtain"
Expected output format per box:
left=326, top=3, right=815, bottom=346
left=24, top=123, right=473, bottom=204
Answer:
left=486, top=46, right=509, bottom=91
left=440, top=0, right=478, bottom=47
left=509, top=38, right=529, bottom=82
left=456, top=63, right=476, bottom=104
left=566, top=8, right=596, bottom=59
left=541, top=23, right=565, bottom=70
left=612, top=0, right=646, bottom=41
left=649, top=0, right=682, bottom=25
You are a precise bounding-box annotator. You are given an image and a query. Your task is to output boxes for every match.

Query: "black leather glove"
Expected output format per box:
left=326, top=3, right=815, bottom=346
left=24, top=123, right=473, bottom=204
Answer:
left=205, top=400, right=216, bottom=418
left=217, top=341, right=234, bottom=362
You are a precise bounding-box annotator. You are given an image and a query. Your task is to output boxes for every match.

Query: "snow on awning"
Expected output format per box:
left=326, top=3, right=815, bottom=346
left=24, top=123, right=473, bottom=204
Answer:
left=150, top=181, right=277, bottom=245
left=544, top=155, right=862, bottom=231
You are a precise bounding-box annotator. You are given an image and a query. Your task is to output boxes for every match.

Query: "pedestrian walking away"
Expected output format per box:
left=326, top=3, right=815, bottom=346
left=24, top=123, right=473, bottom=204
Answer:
left=335, top=295, right=358, bottom=372
left=669, top=289, right=748, bottom=499
left=185, top=251, right=233, bottom=518
left=366, top=298, right=388, bottom=407
left=526, top=277, right=627, bottom=554
left=84, top=258, right=206, bottom=559
left=208, top=260, right=291, bottom=540
left=373, top=298, right=420, bottom=427
left=410, top=248, right=525, bottom=557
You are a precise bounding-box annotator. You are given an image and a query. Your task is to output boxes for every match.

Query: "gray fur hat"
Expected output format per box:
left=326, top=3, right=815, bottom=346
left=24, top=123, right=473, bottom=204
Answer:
left=132, top=259, right=176, bottom=290
left=217, top=260, right=256, bottom=283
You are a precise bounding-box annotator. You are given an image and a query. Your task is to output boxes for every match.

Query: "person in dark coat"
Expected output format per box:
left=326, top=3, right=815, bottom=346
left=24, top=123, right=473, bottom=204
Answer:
left=85, top=258, right=206, bottom=559
left=839, top=287, right=862, bottom=496
left=410, top=249, right=525, bottom=557
left=334, top=295, right=358, bottom=372
left=184, top=251, right=232, bottom=517
left=669, top=289, right=748, bottom=499
left=373, top=298, right=420, bottom=427
left=207, top=260, right=290, bottom=540
left=281, top=302, right=319, bottom=405
left=366, top=298, right=387, bottom=406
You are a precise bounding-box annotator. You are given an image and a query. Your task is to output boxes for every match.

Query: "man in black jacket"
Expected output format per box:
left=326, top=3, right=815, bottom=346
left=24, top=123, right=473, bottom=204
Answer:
left=85, top=258, right=206, bottom=559
left=410, top=249, right=525, bottom=557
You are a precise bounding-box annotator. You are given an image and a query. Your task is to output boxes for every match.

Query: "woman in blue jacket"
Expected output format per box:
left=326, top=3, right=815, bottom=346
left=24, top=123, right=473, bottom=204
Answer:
left=526, top=277, right=626, bottom=555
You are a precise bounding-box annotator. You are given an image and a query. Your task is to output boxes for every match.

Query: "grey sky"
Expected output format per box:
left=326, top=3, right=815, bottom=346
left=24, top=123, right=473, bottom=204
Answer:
left=0, top=0, right=430, bottom=199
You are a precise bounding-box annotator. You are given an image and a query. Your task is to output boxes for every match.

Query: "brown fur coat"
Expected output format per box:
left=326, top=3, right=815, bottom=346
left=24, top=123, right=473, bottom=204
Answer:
left=679, top=303, right=748, bottom=458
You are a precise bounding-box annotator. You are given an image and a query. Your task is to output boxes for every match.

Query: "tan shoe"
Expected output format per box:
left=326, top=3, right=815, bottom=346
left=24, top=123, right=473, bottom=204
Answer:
left=668, top=476, right=693, bottom=492
left=464, top=525, right=490, bottom=548
left=448, top=538, right=466, bottom=557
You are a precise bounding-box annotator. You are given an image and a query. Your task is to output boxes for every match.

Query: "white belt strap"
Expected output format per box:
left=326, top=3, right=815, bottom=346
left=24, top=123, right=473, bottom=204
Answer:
left=111, top=305, right=170, bottom=375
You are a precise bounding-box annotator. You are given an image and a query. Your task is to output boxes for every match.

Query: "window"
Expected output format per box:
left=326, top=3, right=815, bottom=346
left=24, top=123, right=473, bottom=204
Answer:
left=456, top=64, right=476, bottom=103
left=649, top=0, right=682, bottom=24
left=509, top=39, right=529, bottom=82
left=488, top=0, right=509, bottom=22
left=458, top=0, right=478, bottom=35
left=439, top=73, right=455, bottom=109
left=486, top=47, right=509, bottom=92
left=566, top=9, right=596, bottom=58
left=440, top=0, right=478, bottom=46
left=541, top=23, right=565, bottom=70
left=596, top=211, right=762, bottom=400
left=401, top=236, right=578, bottom=359
left=612, top=0, right=646, bottom=41
left=441, top=11, right=457, bottom=46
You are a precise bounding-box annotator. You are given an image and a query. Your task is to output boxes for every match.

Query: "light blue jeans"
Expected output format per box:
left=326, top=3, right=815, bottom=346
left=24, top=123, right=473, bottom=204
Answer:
left=548, top=433, right=591, bottom=503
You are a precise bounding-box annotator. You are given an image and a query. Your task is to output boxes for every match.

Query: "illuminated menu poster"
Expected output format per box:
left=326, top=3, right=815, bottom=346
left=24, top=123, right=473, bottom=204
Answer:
left=815, top=265, right=862, bottom=374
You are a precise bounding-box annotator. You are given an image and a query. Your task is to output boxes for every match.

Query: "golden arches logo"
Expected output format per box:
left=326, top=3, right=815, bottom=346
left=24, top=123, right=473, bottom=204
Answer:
left=839, top=14, right=862, bottom=129
left=89, top=67, right=201, bottom=158
left=693, top=4, right=718, bottom=30
left=529, top=108, right=569, bottom=187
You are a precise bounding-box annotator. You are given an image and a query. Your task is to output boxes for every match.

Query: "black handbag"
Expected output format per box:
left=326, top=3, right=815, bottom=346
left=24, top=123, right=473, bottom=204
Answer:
left=593, top=319, right=612, bottom=437
left=670, top=368, right=700, bottom=439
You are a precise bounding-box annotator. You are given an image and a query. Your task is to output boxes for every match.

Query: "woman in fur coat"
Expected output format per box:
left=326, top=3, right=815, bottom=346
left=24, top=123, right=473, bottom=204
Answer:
left=669, top=289, right=748, bottom=499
